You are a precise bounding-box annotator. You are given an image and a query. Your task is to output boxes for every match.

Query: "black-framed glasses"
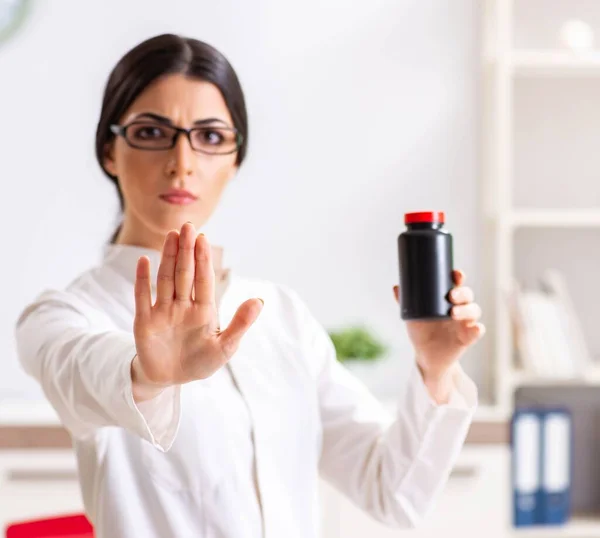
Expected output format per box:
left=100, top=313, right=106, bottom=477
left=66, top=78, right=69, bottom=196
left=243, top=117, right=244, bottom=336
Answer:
left=110, top=121, right=243, bottom=155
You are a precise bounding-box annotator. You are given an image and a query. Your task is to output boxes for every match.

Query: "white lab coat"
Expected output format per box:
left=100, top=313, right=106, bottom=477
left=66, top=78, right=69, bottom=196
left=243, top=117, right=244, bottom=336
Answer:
left=15, top=244, right=477, bottom=538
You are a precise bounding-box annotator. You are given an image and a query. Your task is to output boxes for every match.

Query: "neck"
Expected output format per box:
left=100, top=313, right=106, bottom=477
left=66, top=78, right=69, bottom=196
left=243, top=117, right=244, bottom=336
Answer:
left=115, top=215, right=166, bottom=253
left=114, top=216, right=224, bottom=271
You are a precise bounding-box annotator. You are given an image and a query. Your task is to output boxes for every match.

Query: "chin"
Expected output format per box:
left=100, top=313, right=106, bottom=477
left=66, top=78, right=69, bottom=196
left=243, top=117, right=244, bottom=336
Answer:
left=151, top=212, right=206, bottom=234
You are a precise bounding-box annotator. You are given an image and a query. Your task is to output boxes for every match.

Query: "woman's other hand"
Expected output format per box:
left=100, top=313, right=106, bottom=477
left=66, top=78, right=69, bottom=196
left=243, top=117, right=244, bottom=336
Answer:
left=393, top=269, right=484, bottom=403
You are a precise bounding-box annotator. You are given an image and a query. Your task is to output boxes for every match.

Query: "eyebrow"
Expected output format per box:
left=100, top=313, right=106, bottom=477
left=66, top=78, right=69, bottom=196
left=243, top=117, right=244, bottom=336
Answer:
left=130, top=112, right=229, bottom=127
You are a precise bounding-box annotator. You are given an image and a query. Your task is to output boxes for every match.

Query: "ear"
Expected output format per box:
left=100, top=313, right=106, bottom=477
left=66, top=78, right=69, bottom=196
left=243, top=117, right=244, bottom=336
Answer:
left=103, top=141, right=117, bottom=177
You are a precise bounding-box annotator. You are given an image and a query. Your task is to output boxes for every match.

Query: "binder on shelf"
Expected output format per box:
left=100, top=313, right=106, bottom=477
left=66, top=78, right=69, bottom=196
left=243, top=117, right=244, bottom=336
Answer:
left=511, top=407, right=573, bottom=528
left=539, top=408, right=573, bottom=526
left=511, top=409, right=542, bottom=527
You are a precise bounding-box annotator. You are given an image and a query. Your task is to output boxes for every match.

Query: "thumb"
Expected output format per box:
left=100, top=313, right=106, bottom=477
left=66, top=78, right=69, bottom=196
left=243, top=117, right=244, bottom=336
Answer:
left=217, top=298, right=264, bottom=356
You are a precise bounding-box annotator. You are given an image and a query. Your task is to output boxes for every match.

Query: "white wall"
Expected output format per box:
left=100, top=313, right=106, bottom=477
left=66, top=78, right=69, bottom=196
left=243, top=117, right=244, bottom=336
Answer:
left=0, top=0, right=485, bottom=401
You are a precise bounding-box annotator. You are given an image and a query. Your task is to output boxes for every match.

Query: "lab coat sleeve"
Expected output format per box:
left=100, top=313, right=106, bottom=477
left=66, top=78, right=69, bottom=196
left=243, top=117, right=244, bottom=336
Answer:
left=308, top=310, right=477, bottom=527
left=15, top=290, right=181, bottom=451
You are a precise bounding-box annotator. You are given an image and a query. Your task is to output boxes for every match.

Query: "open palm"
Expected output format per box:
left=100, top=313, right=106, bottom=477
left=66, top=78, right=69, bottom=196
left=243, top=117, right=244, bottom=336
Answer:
left=133, top=223, right=263, bottom=386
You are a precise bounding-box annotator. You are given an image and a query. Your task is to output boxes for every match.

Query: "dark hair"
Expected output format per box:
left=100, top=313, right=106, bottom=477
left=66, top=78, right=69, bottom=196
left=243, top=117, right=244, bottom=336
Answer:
left=95, top=34, right=249, bottom=243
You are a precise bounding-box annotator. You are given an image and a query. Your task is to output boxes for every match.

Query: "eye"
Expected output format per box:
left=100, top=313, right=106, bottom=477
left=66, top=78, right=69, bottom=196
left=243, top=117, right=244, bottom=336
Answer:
left=131, top=124, right=168, bottom=140
left=189, top=127, right=238, bottom=153
left=200, top=129, right=225, bottom=145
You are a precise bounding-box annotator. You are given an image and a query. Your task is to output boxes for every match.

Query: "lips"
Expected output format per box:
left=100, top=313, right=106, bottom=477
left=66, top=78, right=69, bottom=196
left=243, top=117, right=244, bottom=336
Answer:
left=159, top=189, right=198, bottom=206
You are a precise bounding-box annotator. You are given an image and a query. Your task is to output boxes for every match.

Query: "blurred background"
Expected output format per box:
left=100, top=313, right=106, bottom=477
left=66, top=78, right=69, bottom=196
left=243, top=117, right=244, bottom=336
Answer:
left=0, top=0, right=599, bottom=536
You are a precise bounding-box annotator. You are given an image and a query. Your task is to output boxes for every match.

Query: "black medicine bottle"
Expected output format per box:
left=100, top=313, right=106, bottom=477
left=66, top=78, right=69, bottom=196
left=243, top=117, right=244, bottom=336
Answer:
left=397, top=211, right=454, bottom=320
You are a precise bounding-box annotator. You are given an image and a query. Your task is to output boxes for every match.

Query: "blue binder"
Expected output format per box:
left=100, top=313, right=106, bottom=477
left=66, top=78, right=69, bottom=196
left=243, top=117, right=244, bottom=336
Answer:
left=511, top=408, right=542, bottom=527
left=538, top=408, right=572, bottom=526
left=511, top=407, right=573, bottom=528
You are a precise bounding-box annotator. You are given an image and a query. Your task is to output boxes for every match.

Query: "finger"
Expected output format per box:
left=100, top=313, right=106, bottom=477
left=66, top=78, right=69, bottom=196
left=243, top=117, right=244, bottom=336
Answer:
left=451, top=303, right=482, bottom=321
left=175, top=222, right=196, bottom=303
left=452, top=269, right=465, bottom=286
left=449, top=286, right=474, bottom=305
left=134, top=256, right=152, bottom=322
left=156, top=231, right=179, bottom=306
left=459, top=321, right=486, bottom=345
left=194, top=233, right=215, bottom=306
left=393, top=285, right=399, bottom=303
left=218, top=298, right=264, bottom=357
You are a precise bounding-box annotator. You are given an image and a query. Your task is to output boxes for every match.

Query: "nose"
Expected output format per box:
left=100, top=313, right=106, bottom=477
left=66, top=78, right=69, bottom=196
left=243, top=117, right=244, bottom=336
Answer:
left=166, top=132, right=194, bottom=180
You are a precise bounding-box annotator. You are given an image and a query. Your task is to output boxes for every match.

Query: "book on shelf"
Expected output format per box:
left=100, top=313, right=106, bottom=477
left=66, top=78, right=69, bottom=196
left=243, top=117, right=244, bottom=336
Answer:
left=509, top=269, right=593, bottom=380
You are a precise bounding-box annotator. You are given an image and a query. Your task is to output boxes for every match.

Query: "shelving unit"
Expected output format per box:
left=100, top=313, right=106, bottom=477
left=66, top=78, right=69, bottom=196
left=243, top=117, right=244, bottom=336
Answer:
left=482, top=0, right=600, bottom=413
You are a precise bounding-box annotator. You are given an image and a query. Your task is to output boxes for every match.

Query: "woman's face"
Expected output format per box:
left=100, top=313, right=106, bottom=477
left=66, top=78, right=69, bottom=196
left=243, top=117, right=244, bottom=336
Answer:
left=103, top=74, right=238, bottom=242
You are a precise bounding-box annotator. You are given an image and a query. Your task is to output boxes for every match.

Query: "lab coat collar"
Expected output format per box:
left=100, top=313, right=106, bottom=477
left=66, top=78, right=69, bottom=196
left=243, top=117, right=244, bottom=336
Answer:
left=101, top=243, right=234, bottom=308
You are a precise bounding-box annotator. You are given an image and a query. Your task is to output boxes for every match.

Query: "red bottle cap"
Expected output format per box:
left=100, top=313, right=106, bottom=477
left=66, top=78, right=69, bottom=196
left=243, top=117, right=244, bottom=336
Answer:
left=404, top=211, right=445, bottom=224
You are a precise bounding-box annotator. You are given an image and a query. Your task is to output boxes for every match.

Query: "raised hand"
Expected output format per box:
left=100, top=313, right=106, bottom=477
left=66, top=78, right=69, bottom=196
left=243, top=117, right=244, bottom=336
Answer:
left=131, top=223, right=263, bottom=400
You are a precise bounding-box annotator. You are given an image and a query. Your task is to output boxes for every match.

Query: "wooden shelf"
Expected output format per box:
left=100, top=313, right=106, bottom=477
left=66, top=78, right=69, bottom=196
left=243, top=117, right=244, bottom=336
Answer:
left=508, top=364, right=600, bottom=390
left=0, top=399, right=60, bottom=426
left=509, top=372, right=599, bottom=389
left=509, top=209, right=600, bottom=229
left=473, top=404, right=511, bottom=423
left=511, top=50, right=600, bottom=76
left=511, top=515, right=600, bottom=536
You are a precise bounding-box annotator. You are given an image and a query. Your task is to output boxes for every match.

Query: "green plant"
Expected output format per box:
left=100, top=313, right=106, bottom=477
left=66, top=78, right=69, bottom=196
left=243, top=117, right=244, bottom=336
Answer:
left=328, top=326, right=387, bottom=363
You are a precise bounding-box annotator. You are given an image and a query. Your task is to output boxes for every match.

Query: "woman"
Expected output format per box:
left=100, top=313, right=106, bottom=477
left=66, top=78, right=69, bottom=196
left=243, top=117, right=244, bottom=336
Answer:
left=16, top=34, right=484, bottom=538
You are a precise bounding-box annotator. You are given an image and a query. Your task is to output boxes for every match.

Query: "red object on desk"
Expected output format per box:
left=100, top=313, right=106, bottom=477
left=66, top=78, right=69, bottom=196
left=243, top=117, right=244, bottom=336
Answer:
left=5, top=514, right=93, bottom=538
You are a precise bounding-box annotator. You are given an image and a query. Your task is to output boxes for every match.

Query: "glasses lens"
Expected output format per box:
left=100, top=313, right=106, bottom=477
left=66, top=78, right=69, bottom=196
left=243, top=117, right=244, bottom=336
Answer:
left=125, top=123, right=176, bottom=149
left=190, top=127, right=238, bottom=154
